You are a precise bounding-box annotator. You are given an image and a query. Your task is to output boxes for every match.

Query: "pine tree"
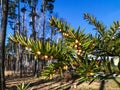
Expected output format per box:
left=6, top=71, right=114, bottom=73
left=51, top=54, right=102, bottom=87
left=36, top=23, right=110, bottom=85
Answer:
left=10, top=16, right=96, bottom=82
left=84, top=13, right=120, bottom=73
left=0, top=0, right=9, bottom=89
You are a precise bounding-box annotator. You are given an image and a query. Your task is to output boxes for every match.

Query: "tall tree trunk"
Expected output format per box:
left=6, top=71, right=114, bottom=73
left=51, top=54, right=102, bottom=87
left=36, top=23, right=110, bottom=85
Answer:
left=31, top=7, right=36, bottom=40
left=14, top=0, right=21, bottom=73
left=20, top=50, right=23, bottom=78
left=41, top=0, right=46, bottom=70
left=17, top=0, right=23, bottom=78
left=42, top=8, right=46, bottom=70
left=42, top=0, right=46, bottom=41
left=31, top=7, right=37, bottom=77
left=0, top=0, right=9, bottom=89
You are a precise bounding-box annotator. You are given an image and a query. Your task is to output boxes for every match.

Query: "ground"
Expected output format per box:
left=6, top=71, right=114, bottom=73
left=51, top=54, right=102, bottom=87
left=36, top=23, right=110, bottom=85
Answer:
left=5, top=71, right=120, bottom=90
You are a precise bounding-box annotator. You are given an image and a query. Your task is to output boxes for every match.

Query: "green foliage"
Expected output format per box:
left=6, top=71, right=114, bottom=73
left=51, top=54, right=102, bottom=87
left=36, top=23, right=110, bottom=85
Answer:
left=84, top=13, right=120, bottom=75
left=41, top=0, right=55, bottom=13
left=84, top=13, right=120, bottom=56
left=10, top=14, right=120, bottom=84
left=10, top=33, right=75, bottom=78
left=16, top=82, right=32, bottom=90
left=84, top=13, right=106, bottom=37
left=49, top=16, right=94, bottom=53
left=41, top=61, right=67, bottom=79
left=76, top=56, right=100, bottom=83
left=49, top=16, right=99, bottom=82
left=10, top=16, right=95, bottom=81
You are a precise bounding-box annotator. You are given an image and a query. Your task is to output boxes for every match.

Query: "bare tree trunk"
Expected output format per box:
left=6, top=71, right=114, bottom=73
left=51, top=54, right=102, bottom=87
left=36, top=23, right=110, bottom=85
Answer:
left=20, top=49, right=24, bottom=78
left=42, top=9, right=46, bottom=70
left=14, top=0, right=21, bottom=74
left=0, top=0, right=9, bottom=89
left=17, top=0, right=23, bottom=78
left=31, top=7, right=38, bottom=77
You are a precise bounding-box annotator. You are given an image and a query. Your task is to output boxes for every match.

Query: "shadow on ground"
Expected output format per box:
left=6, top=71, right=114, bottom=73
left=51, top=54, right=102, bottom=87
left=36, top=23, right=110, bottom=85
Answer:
left=5, top=73, right=120, bottom=90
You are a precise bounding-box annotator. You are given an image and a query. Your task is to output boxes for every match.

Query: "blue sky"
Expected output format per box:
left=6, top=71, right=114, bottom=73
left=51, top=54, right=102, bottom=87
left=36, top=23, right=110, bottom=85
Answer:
left=53, top=0, right=120, bottom=34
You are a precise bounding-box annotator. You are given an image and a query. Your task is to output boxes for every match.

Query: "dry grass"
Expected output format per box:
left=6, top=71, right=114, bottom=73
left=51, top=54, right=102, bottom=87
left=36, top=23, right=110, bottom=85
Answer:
left=77, top=79, right=120, bottom=90
left=5, top=71, right=120, bottom=90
